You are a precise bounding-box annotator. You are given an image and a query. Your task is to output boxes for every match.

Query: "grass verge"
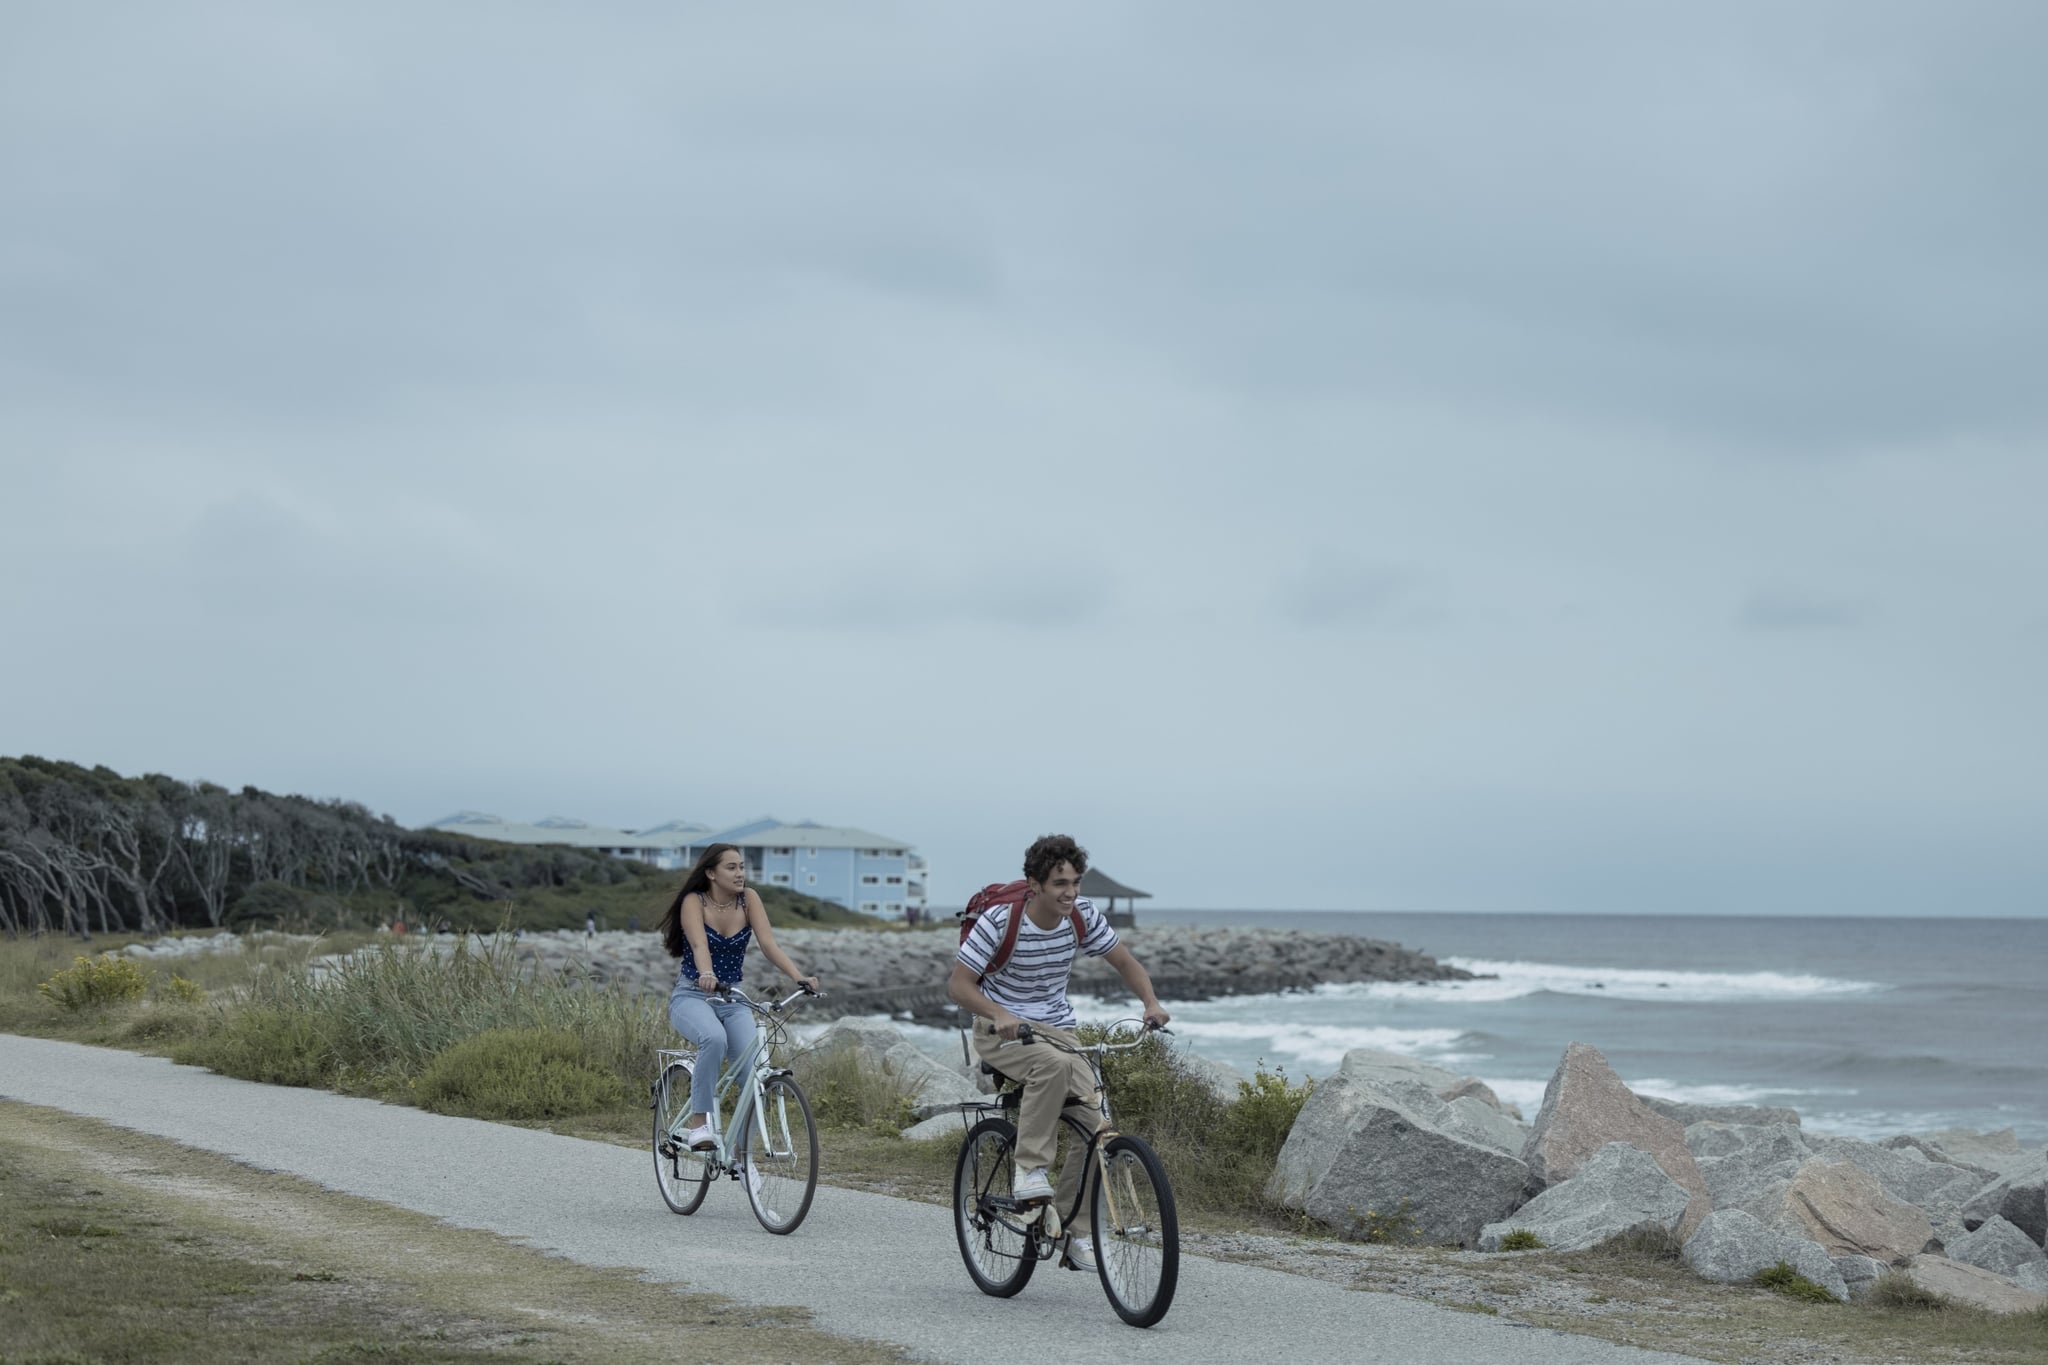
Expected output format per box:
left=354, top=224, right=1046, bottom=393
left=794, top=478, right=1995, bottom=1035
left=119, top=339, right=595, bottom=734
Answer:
left=0, top=1101, right=908, bottom=1365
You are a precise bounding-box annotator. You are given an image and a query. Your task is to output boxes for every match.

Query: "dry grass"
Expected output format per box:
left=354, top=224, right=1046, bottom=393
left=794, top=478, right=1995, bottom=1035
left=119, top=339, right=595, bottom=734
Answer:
left=0, top=1101, right=910, bottom=1365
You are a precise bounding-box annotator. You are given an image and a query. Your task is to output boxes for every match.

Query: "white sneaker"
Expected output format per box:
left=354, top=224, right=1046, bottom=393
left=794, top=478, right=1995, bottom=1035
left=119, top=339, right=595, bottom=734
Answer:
left=1061, top=1235, right=1097, bottom=1272
left=685, top=1123, right=714, bottom=1151
left=1012, top=1166, right=1054, bottom=1201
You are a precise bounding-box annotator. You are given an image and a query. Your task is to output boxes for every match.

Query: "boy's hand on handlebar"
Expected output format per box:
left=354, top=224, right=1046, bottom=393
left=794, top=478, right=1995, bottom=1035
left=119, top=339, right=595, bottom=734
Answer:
left=1142, top=1004, right=1172, bottom=1031
left=990, top=1010, right=1027, bottom=1041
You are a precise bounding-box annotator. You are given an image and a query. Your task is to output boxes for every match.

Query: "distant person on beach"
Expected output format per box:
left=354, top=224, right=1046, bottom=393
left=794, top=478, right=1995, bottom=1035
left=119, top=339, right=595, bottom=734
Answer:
left=658, top=843, right=821, bottom=1153
left=946, top=833, right=1170, bottom=1273
left=585, top=910, right=596, bottom=938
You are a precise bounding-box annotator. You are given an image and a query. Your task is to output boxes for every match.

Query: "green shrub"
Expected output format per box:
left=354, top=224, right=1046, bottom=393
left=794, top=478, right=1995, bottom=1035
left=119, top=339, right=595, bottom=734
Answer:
left=794, top=1045, right=920, bottom=1134
left=1584, top=1224, right=1684, bottom=1263
left=1752, top=1260, right=1841, bottom=1303
left=412, top=1028, right=628, bottom=1120
left=1496, top=1229, right=1546, bottom=1251
left=228, top=880, right=355, bottom=931
left=1343, top=1197, right=1420, bottom=1245
left=39, top=955, right=149, bottom=1011
left=1866, top=1271, right=1950, bottom=1311
left=117, top=1002, right=211, bottom=1045
left=173, top=1007, right=338, bottom=1088
left=1218, top=1066, right=1314, bottom=1163
left=1078, top=1028, right=1315, bottom=1219
left=157, top=974, right=207, bottom=1006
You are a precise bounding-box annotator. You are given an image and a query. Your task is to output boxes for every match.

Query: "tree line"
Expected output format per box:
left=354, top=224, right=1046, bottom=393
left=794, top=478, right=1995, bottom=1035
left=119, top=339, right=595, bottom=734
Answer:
left=0, top=756, right=641, bottom=938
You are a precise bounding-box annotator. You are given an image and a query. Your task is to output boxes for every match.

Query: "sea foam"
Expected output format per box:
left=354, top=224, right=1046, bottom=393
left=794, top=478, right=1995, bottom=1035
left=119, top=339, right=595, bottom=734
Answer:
left=1347, top=958, right=1882, bottom=1005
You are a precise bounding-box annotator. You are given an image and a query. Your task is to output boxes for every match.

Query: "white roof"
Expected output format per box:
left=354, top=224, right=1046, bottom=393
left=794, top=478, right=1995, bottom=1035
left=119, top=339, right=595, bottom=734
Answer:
left=713, top=821, right=911, bottom=852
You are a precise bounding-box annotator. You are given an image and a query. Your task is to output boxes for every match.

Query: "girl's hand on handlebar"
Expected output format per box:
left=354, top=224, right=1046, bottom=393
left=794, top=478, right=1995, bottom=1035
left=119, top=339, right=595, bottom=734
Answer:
left=794, top=974, right=821, bottom=995
left=696, top=972, right=719, bottom=993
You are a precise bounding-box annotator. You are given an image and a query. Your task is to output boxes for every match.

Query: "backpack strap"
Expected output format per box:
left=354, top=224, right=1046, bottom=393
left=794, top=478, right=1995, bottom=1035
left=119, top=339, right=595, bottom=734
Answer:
left=983, top=897, right=1092, bottom=980
left=982, top=899, right=1027, bottom=979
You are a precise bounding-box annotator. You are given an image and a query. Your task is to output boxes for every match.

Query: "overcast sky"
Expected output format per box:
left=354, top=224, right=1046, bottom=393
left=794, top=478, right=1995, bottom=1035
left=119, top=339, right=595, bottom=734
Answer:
left=4, top=2, right=2044, bottom=916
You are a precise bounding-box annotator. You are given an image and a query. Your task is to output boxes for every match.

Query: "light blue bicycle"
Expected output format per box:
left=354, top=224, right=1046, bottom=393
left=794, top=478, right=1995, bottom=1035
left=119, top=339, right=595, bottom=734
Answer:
left=652, top=982, right=820, bottom=1234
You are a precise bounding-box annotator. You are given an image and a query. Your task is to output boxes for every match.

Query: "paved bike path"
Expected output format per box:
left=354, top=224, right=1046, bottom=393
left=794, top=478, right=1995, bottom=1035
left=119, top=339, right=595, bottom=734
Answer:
left=1, top=1036, right=1704, bottom=1365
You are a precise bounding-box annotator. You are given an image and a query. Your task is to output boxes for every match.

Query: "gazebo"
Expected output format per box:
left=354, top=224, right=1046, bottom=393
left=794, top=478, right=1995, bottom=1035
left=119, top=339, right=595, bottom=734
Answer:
left=1080, top=868, right=1152, bottom=928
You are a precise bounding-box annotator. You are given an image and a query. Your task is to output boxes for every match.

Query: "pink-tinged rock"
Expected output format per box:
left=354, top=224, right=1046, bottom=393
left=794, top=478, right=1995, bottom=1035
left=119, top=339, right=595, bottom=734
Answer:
left=1781, top=1160, right=1934, bottom=1265
left=1522, top=1042, right=1711, bottom=1239
left=1901, top=1255, right=2048, bottom=1315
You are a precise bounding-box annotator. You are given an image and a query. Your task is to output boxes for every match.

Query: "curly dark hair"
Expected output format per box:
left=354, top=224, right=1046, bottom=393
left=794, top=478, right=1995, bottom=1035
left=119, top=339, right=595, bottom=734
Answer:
left=1023, top=833, right=1089, bottom=885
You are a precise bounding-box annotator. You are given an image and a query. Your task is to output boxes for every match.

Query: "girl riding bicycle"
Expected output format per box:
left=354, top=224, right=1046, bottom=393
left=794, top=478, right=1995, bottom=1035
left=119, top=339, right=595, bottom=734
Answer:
left=659, top=843, right=821, bottom=1153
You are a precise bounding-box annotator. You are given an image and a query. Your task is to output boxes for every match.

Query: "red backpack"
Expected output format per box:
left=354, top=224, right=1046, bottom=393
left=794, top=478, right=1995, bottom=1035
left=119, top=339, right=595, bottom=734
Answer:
left=957, top=879, right=1085, bottom=980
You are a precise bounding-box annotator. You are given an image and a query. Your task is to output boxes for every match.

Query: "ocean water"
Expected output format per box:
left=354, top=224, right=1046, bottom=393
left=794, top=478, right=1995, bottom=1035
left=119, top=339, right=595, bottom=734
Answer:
left=881, top=911, right=2048, bottom=1144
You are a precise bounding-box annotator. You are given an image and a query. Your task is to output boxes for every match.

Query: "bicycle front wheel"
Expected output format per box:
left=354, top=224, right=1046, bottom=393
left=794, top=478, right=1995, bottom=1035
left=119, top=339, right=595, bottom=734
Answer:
left=1092, top=1134, right=1179, bottom=1327
left=653, top=1061, right=712, bottom=1215
left=954, top=1117, right=1036, bottom=1297
left=739, top=1073, right=818, bottom=1234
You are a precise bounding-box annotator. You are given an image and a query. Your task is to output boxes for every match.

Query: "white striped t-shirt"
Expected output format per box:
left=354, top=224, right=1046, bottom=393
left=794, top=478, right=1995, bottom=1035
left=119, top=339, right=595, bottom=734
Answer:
left=957, top=896, right=1119, bottom=1027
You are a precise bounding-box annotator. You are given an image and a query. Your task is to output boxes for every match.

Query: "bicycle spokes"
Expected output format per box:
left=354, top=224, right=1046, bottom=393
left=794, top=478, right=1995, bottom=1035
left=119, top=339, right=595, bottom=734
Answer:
left=1093, top=1137, right=1179, bottom=1327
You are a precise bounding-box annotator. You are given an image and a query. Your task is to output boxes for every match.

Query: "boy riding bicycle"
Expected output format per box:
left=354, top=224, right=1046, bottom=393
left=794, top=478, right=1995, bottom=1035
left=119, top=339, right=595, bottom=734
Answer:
left=946, top=834, right=1171, bottom=1272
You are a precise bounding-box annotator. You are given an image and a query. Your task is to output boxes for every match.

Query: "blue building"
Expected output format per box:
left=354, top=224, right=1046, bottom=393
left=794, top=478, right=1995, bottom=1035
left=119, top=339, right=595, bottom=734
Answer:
left=422, top=812, right=928, bottom=920
left=700, top=818, right=926, bottom=919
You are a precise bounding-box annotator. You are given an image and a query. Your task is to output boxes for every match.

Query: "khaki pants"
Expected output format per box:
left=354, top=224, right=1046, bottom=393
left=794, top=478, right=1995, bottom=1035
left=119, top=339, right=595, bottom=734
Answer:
left=971, top=1018, right=1102, bottom=1236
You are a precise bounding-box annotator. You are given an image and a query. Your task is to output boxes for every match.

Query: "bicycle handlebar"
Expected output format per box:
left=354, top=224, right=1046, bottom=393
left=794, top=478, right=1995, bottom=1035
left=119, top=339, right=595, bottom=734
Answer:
left=713, top=982, right=822, bottom=1013
left=1010, top=1018, right=1164, bottom=1054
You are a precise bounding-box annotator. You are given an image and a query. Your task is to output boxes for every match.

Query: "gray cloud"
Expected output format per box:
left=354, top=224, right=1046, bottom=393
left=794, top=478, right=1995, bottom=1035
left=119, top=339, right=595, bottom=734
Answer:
left=1740, top=588, right=1869, bottom=633
left=3, top=1, right=2045, bottom=914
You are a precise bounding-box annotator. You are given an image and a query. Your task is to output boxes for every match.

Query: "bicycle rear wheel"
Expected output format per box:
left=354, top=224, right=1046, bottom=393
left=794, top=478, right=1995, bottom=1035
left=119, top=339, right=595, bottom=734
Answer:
left=653, top=1061, right=712, bottom=1215
left=954, top=1118, right=1036, bottom=1297
left=739, top=1073, right=818, bottom=1234
left=1092, top=1134, right=1178, bottom=1327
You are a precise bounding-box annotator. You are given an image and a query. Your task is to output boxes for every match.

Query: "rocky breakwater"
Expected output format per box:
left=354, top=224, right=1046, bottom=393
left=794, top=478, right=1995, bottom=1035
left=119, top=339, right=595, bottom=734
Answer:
left=339, top=922, right=1471, bottom=1022
left=1269, top=1036, right=2048, bottom=1315
left=776, top=922, right=1476, bottom=1022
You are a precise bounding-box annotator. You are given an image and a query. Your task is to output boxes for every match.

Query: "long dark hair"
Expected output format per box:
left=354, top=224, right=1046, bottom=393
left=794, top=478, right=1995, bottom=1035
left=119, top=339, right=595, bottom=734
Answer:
left=658, top=843, right=742, bottom=958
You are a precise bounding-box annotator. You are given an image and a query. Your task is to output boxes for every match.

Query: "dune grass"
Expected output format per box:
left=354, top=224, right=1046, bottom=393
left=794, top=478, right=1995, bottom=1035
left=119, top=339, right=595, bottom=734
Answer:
left=168, top=933, right=670, bottom=1103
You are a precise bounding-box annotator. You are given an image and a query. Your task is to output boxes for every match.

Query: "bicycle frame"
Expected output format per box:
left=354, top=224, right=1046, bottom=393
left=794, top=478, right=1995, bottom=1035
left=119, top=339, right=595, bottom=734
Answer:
left=658, top=983, right=813, bottom=1174
left=960, top=1022, right=1155, bottom=1250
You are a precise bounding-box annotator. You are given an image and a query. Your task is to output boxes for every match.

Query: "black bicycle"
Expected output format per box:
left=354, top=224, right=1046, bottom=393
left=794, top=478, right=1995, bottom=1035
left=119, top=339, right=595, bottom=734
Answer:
left=951, top=1020, right=1179, bottom=1328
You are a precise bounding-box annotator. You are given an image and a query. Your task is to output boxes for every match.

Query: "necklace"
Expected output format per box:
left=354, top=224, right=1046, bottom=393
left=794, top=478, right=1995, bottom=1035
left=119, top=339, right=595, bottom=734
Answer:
left=704, top=894, right=740, bottom=913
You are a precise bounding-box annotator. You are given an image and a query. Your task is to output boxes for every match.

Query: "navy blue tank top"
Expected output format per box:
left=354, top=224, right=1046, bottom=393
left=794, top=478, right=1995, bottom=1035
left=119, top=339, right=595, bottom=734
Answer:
left=689, top=921, right=752, bottom=986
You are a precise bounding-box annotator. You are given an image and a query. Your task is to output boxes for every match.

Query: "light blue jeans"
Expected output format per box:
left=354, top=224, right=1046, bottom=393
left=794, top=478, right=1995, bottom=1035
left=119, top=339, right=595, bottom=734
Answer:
left=667, top=984, right=758, bottom=1121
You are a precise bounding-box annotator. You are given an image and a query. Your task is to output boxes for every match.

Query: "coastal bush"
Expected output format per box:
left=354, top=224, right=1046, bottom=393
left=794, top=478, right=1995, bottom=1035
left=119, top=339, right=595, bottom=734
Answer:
left=1219, top=1066, right=1315, bottom=1164
left=1752, top=1261, right=1840, bottom=1304
left=227, top=880, right=357, bottom=932
left=1076, top=1027, right=1316, bottom=1217
left=1582, top=1225, right=1684, bottom=1264
left=173, top=934, right=667, bottom=1102
left=116, top=999, right=212, bottom=1045
left=1496, top=1229, right=1546, bottom=1251
left=156, top=974, right=207, bottom=1006
left=413, top=1028, right=628, bottom=1119
left=174, top=1006, right=339, bottom=1088
left=38, top=955, right=149, bottom=1011
left=1344, top=1198, right=1420, bottom=1245
left=1864, top=1272, right=1950, bottom=1311
left=794, top=1046, right=920, bottom=1134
